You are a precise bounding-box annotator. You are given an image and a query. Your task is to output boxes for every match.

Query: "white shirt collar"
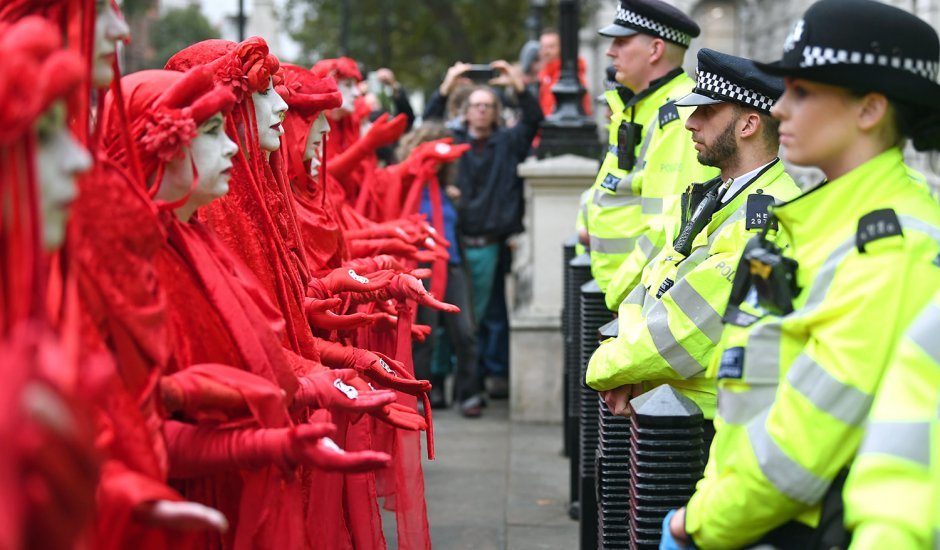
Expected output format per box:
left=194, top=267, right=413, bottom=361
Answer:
left=720, top=158, right=778, bottom=204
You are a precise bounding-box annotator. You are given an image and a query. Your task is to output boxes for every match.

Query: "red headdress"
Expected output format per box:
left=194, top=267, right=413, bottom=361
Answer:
left=278, top=64, right=350, bottom=270
left=311, top=56, right=363, bottom=82
left=166, top=37, right=281, bottom=102
left=100, top=68, right=236, bottom=208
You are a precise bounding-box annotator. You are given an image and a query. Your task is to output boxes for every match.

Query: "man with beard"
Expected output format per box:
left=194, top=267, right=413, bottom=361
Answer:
left=585, top=49, right=801, bottom=439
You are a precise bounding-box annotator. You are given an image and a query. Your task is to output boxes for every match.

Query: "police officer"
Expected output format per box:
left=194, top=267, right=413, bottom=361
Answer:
left=587, top=0, right=718, bottom=304
left=842, top=293, right=940, bottom=549
left=586, top=49, right=799, bottom=433
left=663, top=1, right=940, bottom=547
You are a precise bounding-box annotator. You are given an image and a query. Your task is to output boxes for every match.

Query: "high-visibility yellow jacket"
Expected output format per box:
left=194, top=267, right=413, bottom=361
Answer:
left=585, top=159, right=799, bottom=419
left=586, top=70, right=717, bottom=295
left=843, top=291, right=940, bottom=550
left=685, top=148, right=940, bottom=549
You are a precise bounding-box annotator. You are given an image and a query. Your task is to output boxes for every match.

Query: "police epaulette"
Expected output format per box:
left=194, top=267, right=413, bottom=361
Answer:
left=856, top=208, right=903, bottom=252
left=745, top=193, right=777, bottom=230
left=659, top=101, right=680, bottom=128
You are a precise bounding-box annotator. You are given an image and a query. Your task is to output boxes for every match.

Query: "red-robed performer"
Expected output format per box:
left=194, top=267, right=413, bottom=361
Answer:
left=101, top=65, right=413, bottom=549
left=165, top=39, right=447, bottom=549
left=0, top=15, right=99, bottom=550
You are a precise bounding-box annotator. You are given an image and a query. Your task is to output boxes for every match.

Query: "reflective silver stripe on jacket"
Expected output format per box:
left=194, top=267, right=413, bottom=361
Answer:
left=624, top=284, right=647, bottom=307
left=717, top=322, right=782, bottom=424
left=668, top=281, right=724, bottom=344
left=786, top=352, right=874, bottom=426
left=647, top=300, right=705, bottom=378
left=590, top=235, right=638, bottom=255
left=642, top=197, right=664, bottom=215
left=908, top=302, right=940, bottom=366
left=637, top=234, right=658, bottom=259
left=747, top=409, right=831, bottom=505
left=594, top=190, right=643, bottom=208
left=857, top=420, right=931, bottom=466
left=744, top=322, right=782, bottom=383
left=719, top=386, right=778, bottom=425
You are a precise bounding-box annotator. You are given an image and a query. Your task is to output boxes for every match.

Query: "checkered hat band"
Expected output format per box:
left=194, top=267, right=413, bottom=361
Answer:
left=696, top=70, right=775, bottom=112
left=800, top=45, right=940, bottom=81
left=615, top=7, right=692, bottom=47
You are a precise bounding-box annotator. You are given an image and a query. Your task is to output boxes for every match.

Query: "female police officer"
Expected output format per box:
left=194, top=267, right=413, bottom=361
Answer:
left=661, top=1, right=940, bottom=548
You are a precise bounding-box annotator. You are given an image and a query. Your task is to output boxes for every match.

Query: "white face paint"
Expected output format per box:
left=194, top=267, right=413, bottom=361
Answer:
left=189, top=113, right=238, bottom=206
left=337, top=78, right=361, bottom=114
left=252, top=78, right=288, bottom=152
left=92, top=0, right=130, bottom=88
left=304, top=111, right=331, bottom=167
left=36, top=103, right=92, bottom=251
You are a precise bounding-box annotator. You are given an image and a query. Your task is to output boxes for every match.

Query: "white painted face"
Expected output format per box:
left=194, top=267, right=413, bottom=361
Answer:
left=337, top=78, right=361, bottom=114
left=36, top=102, right=92, bottom=250
left=252, top=78, right=288, bottom=152
left=304, top=111, right=331, bottom=165
left=92, top=0, right=130, bottom=88
left=189, top=113, right=238, bottom=205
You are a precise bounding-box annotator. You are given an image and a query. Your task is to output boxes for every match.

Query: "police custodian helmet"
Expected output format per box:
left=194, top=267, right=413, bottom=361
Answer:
left=598, top=0, right=700, bottom=48
left=755, top=0, right=940, bottom=110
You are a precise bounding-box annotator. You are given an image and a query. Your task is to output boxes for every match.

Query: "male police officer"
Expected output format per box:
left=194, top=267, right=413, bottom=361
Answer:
left=587, top=0, right=717, bottom=303
left=586, top=49, right=799, bottom=437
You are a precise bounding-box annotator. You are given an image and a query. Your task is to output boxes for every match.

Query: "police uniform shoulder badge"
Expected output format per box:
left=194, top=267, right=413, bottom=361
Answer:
left=856, top=208, right=903, bottom=252
left=745, top=193, right=776, bottom=230
left=659, top=101, right=680, bottom=128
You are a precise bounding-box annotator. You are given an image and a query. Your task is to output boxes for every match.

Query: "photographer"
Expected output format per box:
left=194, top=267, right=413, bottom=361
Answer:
left=423, top=61, right=543, bottom=403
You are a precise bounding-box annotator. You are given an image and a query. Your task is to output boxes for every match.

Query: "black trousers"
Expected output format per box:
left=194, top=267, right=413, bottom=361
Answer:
left=413, top=263, right=483, bottom=401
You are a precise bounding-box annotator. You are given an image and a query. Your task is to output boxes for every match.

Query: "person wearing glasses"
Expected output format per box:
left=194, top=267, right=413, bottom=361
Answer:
left=423, top=60, right=543, bottom=415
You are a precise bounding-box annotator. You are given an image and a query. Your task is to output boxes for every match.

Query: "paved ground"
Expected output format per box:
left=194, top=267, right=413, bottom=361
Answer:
left=382, top=400, right=577, bottom=549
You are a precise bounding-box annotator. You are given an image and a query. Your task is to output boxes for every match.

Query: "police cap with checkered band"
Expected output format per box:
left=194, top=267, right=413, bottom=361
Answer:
left=598, top=0, right=700, bottom=48
left=675, top=49, right=783, bottom=114
left=756, top=0, right=940, bottom=109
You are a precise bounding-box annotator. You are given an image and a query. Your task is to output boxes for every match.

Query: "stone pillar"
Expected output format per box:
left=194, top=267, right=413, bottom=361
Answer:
left=510, top=154, right=598, bottom=423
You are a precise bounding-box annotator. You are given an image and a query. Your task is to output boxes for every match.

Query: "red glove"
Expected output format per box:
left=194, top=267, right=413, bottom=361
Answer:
left=328, top=113, right=408, bottom=179
left=411, top=323, right=432, bottom=342
left=374, top=402, right=428, bottom=431
left=307, top=309, right=386, bottom=331
left=161, top=371, right=251, bottom=420
left=314, top=340, right=431, bottom=395
left=165, top=420, right=390, bottom=476
left=308, top=267, right=395, bottom=296
left=410, top=268, right=432, bottom=280
left=304, top=297, right=343, bottom=313
left=344, top=255, right=407, bottom=274
left=297, top=436, right=391, bottom=473
left=294, top=369, right=396, bottom=413
left=388, top=274, right=460, bottom=313
left=347, top=238, right=418, bottom=259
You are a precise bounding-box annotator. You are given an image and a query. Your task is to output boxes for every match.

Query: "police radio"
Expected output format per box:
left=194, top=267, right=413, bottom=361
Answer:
left=724, top=214, right=799, bottom=324
left=617, top=120, right=642, bottom=171
left=673, top=178, right=724, bottom=257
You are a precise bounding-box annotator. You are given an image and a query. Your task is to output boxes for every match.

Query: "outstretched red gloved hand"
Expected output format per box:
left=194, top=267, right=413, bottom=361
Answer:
left=389, top=273, right=460, bottom=313
left=328, top=113, right=408, bottom=179
left=304, top=297, right=343, bottom=314
left=306, top=308, right=387, bottom=331
left=314, top=340, right=432, bottom=395
left=308, top=267, right=395, bottom=297
left=344, top=254, right=407, bottom=274
left=347, top=237, right=418, bottom=259
left=295, top=369, right=396, bottom=413
left=411, top=323, right=432, bottom=342
left=136, top=500, right=229, bottom=533
left=165, top=420, right=390, bottom=476
left=296, top=369, right=427, bottom=430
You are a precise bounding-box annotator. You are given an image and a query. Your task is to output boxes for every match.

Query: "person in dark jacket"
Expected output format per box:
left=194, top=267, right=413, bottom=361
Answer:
left=423, top=60, right=544, bottom=401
